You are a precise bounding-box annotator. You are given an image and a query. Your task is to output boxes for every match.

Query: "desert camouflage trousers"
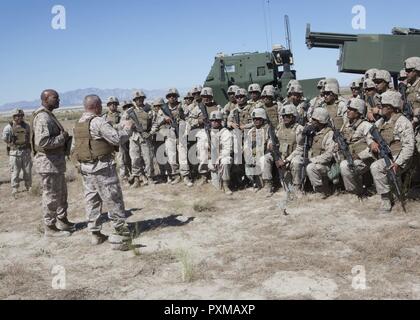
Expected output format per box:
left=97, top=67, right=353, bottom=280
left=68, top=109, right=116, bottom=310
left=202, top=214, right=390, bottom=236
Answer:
left=340, top=159, right=370, bottom=194
left=245, top=153, right=273, bottom=181
left=81, top=164, right=127, bottom=232
left=129, top=138, right=154, bottom=178
left=282, top=156, right=304, bottom=187
left=370, top=158, right=406, bottom=195
left=306, top=162, right=329, bottom=189
left=9, top=149, right=32, bottom=189
left=40, top=173, right=68, bottom=226
left=209, top=155, right=232, bottom=189
left=118, top=141, right=131, bottom=178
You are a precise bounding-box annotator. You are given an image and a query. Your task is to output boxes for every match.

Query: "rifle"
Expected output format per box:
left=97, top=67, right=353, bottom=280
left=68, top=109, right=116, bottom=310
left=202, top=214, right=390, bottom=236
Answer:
left=300, top=125, right=316, bottom=190
left=297, top=101, right=310, bottom=126
left=328, top=120, right=355, bottom=173
left=234, top=109, right=240, bottom=128
left=367, top=95, right=381, bottom=122
left=198, top=103, right=212, bottom=144
left=360, top=89, right=365, bottom=101
left=161, top=104, right=179, bottom=138
left=266, top=116, right=290, bottom=194
left=125, top=107, right=144, bottom=134
left=369, top=125, right=407, bottom=212
left=399, top=83, right=414, bottom=121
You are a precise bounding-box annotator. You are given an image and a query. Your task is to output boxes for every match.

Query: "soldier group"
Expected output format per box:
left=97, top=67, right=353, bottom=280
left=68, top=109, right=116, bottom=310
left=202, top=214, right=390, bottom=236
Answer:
left=3, top=56, right=420, bottom=250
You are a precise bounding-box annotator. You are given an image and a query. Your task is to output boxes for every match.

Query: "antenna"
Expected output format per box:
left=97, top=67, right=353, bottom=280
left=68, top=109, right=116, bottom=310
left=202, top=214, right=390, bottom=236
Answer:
left=285, top=15, right=292, bottom=53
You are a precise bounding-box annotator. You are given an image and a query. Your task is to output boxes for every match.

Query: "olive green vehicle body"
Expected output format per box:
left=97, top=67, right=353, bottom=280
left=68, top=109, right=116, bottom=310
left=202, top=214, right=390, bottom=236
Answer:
left=204, top=51, right=322, bottom=106
left=306, top=24, right=420, bottom=85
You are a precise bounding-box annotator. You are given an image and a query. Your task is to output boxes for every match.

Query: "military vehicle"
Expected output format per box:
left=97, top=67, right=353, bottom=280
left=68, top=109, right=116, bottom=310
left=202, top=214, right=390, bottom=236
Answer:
left=306, top=24, right=420, bottom=88
left=204, top=16, right=323, bottom=105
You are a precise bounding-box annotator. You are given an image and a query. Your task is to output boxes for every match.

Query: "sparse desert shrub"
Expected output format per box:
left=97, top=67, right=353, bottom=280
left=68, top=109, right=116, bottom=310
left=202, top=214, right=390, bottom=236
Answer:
left=175, top=249, right=196, bottom=282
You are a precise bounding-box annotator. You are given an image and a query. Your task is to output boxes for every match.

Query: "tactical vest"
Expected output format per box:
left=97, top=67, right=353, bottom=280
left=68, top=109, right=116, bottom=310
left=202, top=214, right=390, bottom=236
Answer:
left=224, top=102, right=236, bottom=115
left=237, top=105, right=252, bottom=127
left=206, top=102, right=220, bottom=115
left=311, top=127, right=332, bottom=157
left=325, top=102, right=344, bottom=129
left=10, top=123, right=31, bottom=150
left=378, top=113, right=403, bottom=156
left=247, top=100, right=260, bottom=112
left=106, top=111, right=121, bottom=126
left=342, top=119, right=368, bottom=155
left=30, top=108, right=65, bottom=155
left=72, top=116, right=115, bottom=162
left=264, top=105, right=280, bottom=128
left=277, top=123, right=298, bottom=158
left=134, top=107, right=151, bottom=131
left=407, top=79, right=420, bottom=110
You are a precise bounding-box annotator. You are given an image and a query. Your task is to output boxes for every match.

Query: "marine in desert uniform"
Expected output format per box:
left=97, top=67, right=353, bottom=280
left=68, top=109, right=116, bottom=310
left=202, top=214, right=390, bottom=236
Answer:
left=31, top=89, right=75, bottom=237
left=2, top=108, right=32, bottom=195
left=71, top=95, right=135, bottom=249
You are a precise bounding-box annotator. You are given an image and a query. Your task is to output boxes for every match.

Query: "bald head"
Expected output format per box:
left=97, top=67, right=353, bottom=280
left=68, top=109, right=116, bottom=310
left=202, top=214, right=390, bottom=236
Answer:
left=84, top=95, right=103, bottom=115
left=41, top=89, right=60, bottom=110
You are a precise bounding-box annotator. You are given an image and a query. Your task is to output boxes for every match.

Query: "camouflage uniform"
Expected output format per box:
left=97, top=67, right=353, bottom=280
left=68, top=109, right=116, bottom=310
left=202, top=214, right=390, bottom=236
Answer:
left=209, top=125, right=233, bottom=191
left=320, top=82, right=348, bottom=129
left=2, top=119, right=32, bottom=191
left=406, top=78, right=420, bottom=111
left=118, top=102, right=134, bottom=180
left=188, top=88, right=221, bottom=177
left=71, top=112, right=131, bottom=233
left=369, top=114, right=415, bottom=195
left=305, top=108, right=337, bottom=193
left=339, top=99, right=374, bottom=194
left=150, top=103, right=181, bottom=178
left=31, top=106, right=70, bottom=227
left=275, top=112, right=304, bottom=187
left=127, top=102, right=154, bottom=183
left=244, top=123, right=272, bottom=187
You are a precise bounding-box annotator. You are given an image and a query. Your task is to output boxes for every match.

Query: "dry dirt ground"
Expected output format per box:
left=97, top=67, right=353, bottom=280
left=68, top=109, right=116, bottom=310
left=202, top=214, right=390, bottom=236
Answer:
left=1, top=118, right=420, bottom=300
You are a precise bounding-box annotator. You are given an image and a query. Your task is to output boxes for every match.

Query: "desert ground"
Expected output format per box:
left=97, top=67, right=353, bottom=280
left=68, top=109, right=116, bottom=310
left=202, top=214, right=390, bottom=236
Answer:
left=1, top=113, right=420, bottom=300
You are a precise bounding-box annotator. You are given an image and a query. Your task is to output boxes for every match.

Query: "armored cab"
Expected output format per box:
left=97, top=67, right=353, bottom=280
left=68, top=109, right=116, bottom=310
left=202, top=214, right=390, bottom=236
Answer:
left=204, top=49, right=322, bottom=105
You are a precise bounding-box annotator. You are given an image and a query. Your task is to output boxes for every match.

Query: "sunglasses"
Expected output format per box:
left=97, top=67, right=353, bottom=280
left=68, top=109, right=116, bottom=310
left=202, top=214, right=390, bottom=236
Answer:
left=405, top=68, right=415, bottom=73
left=324, top=91, right=334, bottom=96
left=373, top=80, right=385, bottom=85
left=167, top=95, right=177, bottom=98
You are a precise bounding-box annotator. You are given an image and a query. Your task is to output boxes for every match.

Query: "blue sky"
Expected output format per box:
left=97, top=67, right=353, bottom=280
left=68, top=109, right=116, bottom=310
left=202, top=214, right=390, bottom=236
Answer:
left=1, top=0, right=419, bottom=103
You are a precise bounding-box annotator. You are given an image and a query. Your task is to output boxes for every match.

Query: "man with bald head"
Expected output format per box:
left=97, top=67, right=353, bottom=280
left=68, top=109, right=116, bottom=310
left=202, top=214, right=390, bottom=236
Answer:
left=71, top=95, right=135, bottom=249
left=31, top=89, right=74, bottom=237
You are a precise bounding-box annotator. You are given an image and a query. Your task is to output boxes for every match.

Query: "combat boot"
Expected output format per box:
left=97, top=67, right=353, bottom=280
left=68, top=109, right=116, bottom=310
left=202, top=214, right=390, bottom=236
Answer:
left=56, top=217, right=76, bottom=232
left=314, top=185, right=331, bottom=199
left=131, top=176, right=141, bottom=188
left=91, top=231, right=108, bottom=245
left=183, top=176, right=193, bottom=187
left=378, top=193, right=392, bottom=214
left=197, top=175, right=208, bottom=186
left=109, top=225, right=132, bottom=251
left=44, top=225, right=71, bottom=238
left=171, top=175, right=181, bottom=185
left=141, top=174, right=149, bottom=186
left=223, top=183, right=233, bottom=196
left=12, top=188, right=18, bottom=197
